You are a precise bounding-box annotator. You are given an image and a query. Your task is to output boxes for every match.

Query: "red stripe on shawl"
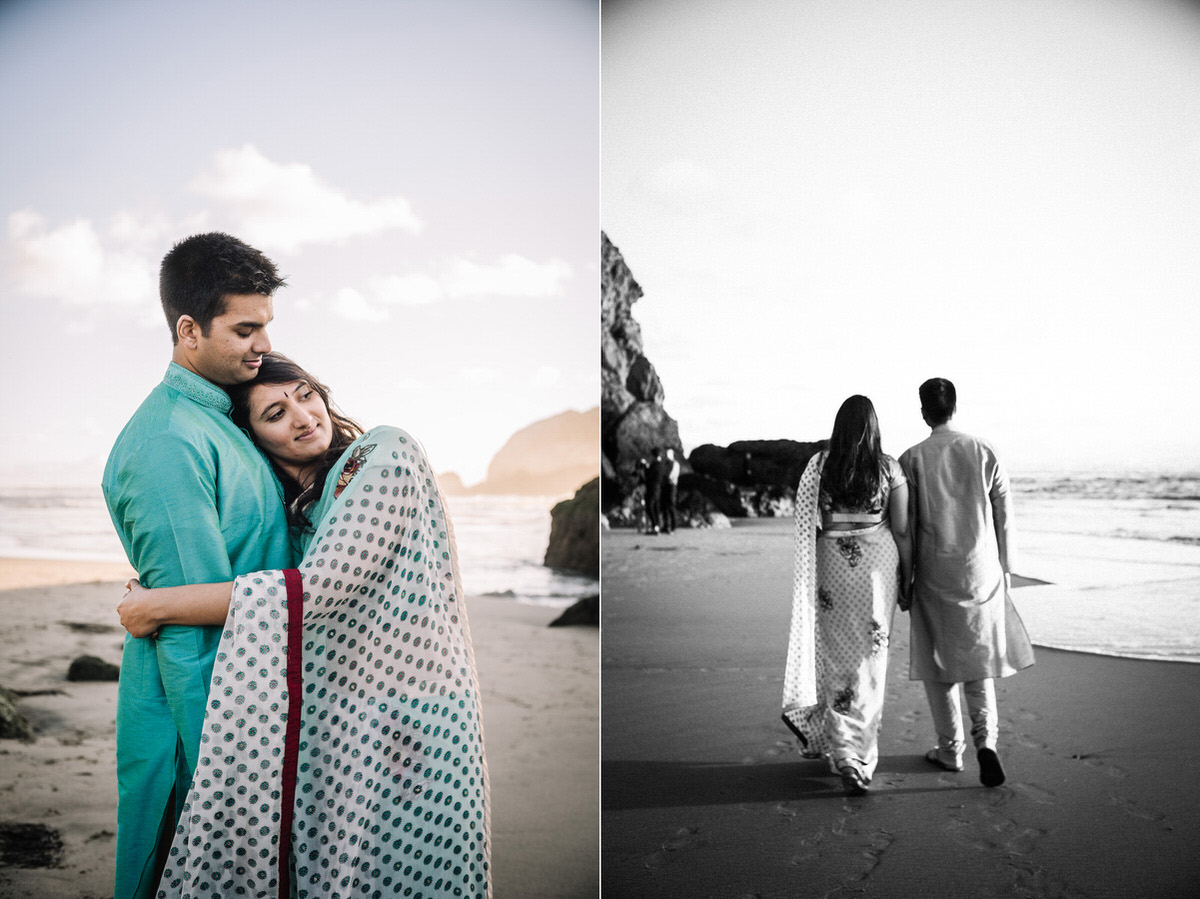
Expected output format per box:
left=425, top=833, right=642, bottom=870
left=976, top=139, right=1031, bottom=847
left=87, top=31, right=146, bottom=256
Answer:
left=279, top=568, right=304, bottom=899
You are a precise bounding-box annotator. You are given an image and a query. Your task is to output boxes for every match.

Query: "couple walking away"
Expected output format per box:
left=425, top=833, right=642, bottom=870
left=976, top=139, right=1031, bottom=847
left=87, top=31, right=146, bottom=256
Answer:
left=782, top=380, right=1035, bottom=796
left=103, top=233, right=489, bottom=898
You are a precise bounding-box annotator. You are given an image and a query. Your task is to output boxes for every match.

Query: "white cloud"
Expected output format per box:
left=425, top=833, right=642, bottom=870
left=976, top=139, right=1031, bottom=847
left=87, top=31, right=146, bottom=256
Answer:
left=191, top=145, right=423, bottom=253
left=331, top=287, right=388, bottom=323
left=326, top=255, right=574, bottom=320
left=371, top=273, right=444, bottom=306
left=6, top=211, right=156, bottom=308
left=109, top=209, right=173, bottom=249
left=445, top=254, right=572, bottom=298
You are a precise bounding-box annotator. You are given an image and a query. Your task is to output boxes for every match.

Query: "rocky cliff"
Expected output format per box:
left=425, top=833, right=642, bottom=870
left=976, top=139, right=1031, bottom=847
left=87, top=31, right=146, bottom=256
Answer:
left=601, top=233, right=824, bottom=525
left=601, top=233, right=686, bottom=517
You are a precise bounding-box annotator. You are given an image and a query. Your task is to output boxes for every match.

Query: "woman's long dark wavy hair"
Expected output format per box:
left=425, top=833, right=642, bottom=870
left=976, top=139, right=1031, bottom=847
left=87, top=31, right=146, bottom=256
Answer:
left=227, top=353, right=364, bottom=532
left=823, top=395, right=885, bottom=509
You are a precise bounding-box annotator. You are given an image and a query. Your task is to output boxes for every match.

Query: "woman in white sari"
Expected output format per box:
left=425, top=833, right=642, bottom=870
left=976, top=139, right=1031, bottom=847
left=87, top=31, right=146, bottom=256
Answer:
left=782, top=395, right=911, bottom=796
left=120, top=354, right=489, bottom=897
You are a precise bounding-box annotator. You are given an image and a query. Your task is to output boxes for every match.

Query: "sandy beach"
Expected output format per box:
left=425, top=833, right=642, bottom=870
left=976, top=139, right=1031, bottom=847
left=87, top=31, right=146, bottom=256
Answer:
left=602, top=520, right=1200, bottom=898
left=0, top=558, right=598, bottom=899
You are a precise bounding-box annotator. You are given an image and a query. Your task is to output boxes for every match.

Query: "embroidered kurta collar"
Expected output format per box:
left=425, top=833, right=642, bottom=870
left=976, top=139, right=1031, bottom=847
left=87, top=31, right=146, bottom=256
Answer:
left=163, top=362, right=232, bottom=413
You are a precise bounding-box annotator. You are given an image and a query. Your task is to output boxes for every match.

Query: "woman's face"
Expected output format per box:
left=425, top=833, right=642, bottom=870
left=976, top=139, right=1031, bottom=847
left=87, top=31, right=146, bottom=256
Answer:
left=246, top=379, right=333, bottom=473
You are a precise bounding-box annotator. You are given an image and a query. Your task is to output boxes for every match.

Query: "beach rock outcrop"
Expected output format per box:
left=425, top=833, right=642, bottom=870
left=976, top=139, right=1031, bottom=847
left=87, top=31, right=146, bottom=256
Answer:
left=603, top=233, right=730, bottom=528
left=544, top=477, right=600, bottom=578
left=478, top=408, right=599, bottom=496
left=0, top=686, right=33, bottom=741
left=67, top=655, right=120, bottom=682
left=0, top=822, right=64, bottom=868
left=686, top=439, right=827, bottom=518
left=601, top=234, right=682, bottom=499
left=437, top=471, right=467, bottom=494
left=548, top=595, right=599, bottom=627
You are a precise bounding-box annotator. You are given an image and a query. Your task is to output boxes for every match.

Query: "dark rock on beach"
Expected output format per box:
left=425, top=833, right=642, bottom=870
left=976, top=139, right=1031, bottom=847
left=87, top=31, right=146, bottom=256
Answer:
left=689, top=439, right=825, bottom=489
left=686, top=439, right=827, bottom=518
left=0, top=822, right=64, bottom=868
left=0, top=686, right=34, bottom=741
left=548, top=595, right=599, bottom=628
left=544, top=478, right=600, bottom=579
left=67, top=655, right=120, bottom=682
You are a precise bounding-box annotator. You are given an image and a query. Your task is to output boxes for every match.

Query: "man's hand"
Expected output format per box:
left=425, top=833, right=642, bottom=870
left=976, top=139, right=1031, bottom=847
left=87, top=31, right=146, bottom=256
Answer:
left=118, top=578, right=161, bottom=639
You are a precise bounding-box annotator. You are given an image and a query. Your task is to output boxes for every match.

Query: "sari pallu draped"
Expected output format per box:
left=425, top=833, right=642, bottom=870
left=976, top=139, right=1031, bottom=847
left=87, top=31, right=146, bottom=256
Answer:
left=158, top=426, right=489, bottom=898
left=782, top=453, right=900, bottom=780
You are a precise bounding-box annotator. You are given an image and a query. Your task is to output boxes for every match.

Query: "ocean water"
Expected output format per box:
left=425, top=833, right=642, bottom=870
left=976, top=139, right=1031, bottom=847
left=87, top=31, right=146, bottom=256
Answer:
left=0, top=488, right=596, bottom=610
left=1009, top=471, right=1200, bottom=664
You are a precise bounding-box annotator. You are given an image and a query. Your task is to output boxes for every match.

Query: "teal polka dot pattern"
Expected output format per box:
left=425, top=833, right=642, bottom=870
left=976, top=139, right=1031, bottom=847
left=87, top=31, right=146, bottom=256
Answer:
left=157, top=426, right=489, bottom=898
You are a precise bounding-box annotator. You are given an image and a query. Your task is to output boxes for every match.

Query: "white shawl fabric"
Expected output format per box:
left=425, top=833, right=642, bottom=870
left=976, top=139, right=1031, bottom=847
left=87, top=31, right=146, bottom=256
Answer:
left=158, top=426, right=489, bottom=898
left=781, top=453, right=826, bottom=754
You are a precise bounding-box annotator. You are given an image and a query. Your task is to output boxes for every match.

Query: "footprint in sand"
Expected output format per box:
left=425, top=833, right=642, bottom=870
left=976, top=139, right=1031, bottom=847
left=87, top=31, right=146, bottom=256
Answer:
left=1109, top=794, right=1165, bottom=822
left=643, top=826, right=706, bottom=869
left=1072, top=753, right=1129, bottom=780
left=1009, top=782, right=1057, bottom=804
left=1013, top=733, right=1049, bottom=751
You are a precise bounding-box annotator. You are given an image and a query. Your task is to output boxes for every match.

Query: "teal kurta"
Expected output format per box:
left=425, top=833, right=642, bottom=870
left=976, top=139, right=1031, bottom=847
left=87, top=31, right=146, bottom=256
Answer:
left=102, top=363, right=294, bottom=899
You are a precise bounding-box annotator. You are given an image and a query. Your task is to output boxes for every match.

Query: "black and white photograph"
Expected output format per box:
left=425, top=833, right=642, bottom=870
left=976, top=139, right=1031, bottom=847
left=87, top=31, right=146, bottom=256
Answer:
left=602, top=1, right=1200, bottom=896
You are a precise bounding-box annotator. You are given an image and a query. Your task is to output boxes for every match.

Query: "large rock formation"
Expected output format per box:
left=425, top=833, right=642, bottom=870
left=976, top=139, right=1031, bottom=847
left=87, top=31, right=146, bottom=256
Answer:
left=441, top=407, right=599, bottom=496
left=687, top=439, right=827, bottom=518
left=602, top=233, right=693, bottom=519
left=543, top=477, right=599, bottom=578
left=602, top=232, right=823, bottom=525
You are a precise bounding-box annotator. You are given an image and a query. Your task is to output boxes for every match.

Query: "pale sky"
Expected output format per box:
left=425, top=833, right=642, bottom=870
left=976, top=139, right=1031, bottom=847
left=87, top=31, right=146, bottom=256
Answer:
left=0, top=0, right=597, bottom=487
left=603, top=0, right=1200, bottom=473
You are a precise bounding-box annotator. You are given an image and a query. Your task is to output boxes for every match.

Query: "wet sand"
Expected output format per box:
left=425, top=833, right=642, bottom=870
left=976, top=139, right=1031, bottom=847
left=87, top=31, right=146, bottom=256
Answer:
left=0, top=559, right=598, bottom=899
left=602, top=520, right=1200, bottom=898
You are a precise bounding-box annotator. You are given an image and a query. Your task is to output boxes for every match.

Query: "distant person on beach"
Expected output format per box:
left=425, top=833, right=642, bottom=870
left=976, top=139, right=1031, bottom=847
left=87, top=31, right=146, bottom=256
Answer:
left=899, top=377, right=1035, bottom=788
left=102, top=233, right=294, bottom=898
left=644, top=447, right=665, bottom=534
left=782, top=395, right=912, bottom=795
left=661, top=446, right=681, bottom=533
left=637, top=455, right=654, bottom=532
left=116, top=352, right=489, bottom=896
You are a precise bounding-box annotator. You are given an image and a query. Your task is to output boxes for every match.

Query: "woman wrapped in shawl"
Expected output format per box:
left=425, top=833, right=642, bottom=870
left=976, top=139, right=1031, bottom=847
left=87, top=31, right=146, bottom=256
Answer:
left=781, top=395, right=911, bottom=796
left=119, top=353, right=489, bottom=898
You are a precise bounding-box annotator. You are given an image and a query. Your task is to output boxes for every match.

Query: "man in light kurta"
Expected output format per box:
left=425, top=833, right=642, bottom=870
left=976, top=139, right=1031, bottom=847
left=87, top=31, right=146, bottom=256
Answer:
left=899, top=378, right=1034, bottom=788
left=102, top=233, right=295, bottom=899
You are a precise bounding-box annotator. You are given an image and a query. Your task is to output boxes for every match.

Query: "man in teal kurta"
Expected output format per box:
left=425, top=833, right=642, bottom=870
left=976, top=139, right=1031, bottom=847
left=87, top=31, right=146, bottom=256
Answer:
left=102, top=233, right=294, bottom=899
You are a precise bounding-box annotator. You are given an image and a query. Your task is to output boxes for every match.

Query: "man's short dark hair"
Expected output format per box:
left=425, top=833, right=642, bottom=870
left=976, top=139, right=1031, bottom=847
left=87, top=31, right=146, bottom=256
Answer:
left=159, top=233, right=285, bottom=343
left=919, top=377, right=957, bottom=426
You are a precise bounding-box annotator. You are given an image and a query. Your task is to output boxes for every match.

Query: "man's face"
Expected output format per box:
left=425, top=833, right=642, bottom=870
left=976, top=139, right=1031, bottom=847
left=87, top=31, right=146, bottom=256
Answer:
left=190, top=293, right=274, bottom=386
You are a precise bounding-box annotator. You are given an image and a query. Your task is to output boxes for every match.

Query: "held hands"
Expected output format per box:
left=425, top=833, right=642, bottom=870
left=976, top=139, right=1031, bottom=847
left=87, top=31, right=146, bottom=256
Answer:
left=118, top=578, right=161, bottom=639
